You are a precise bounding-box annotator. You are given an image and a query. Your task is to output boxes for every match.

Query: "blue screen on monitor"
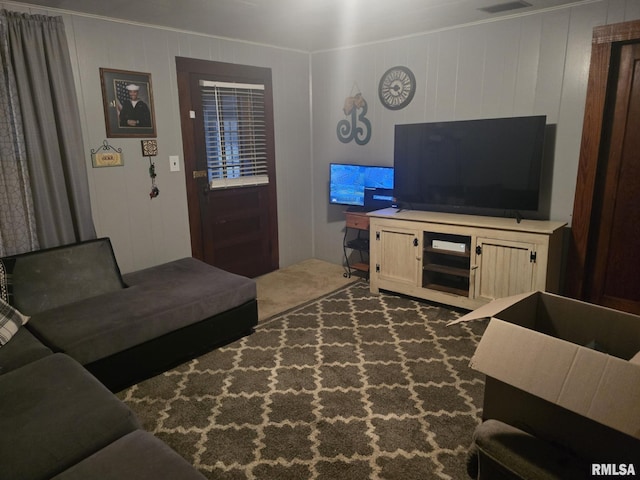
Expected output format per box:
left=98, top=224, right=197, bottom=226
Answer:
left=329, top=163, right=394, bottom=206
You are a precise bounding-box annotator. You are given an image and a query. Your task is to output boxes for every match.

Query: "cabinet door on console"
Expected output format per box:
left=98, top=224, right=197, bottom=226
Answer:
left=474, top=237, right=536, bottom=302
left=375, top=226, right=420, bottom=287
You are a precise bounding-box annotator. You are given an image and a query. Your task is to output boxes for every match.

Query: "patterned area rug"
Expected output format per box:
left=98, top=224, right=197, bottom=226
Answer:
left=118, top=282, right=488, bottom=479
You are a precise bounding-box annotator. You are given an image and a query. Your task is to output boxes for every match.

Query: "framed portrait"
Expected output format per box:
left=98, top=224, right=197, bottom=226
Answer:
left=100, top=68, right=157, bottom=138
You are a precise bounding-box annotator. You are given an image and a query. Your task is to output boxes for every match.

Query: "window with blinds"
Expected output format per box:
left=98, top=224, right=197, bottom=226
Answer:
left=200, top=80, right=268, bottom=189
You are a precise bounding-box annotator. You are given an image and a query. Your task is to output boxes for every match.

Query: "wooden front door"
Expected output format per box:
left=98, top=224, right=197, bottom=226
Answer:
left=567, top=20, right=640, bottom=315
left=176, top=57, right=279, bottom=278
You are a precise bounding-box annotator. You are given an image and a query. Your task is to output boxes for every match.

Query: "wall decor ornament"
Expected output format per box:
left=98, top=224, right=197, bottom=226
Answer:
left=90, top=139, right=123, bottom=168
left=141, top=140, right=159, bottom=199
left=337, top=85, right=372, bottom=145
left=100, top=68, right=157, bottom=138
left=378, top=66, right=416, bottom=110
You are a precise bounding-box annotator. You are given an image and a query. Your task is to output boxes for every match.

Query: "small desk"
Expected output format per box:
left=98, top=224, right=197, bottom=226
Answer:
left=343, top=211, right=370, bottom=278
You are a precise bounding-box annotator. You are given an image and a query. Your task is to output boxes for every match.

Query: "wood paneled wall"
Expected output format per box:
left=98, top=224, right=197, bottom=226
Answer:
left=311, top=0, right=640, bottom=266
left=3, top=1, right=640, bottom=273
left=1, top=1, right=312, bottom=274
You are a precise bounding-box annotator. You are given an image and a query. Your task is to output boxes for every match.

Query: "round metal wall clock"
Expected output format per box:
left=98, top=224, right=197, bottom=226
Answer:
left=378, top=66, right=416, bottom=110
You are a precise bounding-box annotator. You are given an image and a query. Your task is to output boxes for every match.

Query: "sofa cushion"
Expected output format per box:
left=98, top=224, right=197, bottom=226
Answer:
left=0, top=297, right=29, bottom=346
left=4, top=238, right=125, bottom=315
left=28, top=257, right=256, bottom=365
left=52, top=430, right=207, bottom=480
left=0, top=327, right=52, bottom=375
left=0, top=353, right=139, bottom=480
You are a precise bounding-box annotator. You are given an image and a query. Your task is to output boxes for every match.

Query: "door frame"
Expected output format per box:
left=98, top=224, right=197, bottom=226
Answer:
left=566, top=19, right=640, bottom=299
left=175, top=57, right=279, bottom=270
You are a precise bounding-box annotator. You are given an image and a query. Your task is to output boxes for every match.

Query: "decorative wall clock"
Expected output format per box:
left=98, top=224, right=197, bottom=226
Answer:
left=378, top=66, right=416, bottom=110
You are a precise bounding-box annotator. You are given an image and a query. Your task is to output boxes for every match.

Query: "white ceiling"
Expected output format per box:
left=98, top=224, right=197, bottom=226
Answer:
left=11, top=0, right=594, bottom=51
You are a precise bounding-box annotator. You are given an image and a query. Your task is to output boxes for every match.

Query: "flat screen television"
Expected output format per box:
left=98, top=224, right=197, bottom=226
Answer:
left=393, top=115, right=546, bottom=218
left=329, top=163, right=394, bottom=208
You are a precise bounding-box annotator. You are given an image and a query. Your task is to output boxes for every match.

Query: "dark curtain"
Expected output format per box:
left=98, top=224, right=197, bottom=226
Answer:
left=0, top=12, right=38, bottom=256
left=3, top=10, right=95, bottom=250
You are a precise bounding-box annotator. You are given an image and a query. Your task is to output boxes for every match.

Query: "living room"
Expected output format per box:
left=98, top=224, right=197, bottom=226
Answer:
left=1, top=0, right=638, bottom=277
left=1, top=1, right=640, bottom=479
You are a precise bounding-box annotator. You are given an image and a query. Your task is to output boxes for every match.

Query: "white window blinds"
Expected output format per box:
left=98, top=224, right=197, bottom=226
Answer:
left=200, top=80, right=268, bottom=189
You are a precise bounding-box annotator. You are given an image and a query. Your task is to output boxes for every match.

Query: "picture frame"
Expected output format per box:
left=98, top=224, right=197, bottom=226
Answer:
left=100, top=68, right=157, bottom=138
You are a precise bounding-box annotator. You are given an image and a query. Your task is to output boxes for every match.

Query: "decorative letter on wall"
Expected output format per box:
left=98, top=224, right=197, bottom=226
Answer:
left=337, top=89, right=371, bottom=145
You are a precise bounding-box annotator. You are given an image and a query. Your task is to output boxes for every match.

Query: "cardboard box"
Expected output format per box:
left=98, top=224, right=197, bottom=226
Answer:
left=451, top=291, right=640, bottom=462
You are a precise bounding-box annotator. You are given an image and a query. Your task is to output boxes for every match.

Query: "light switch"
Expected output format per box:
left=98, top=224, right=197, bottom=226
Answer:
left=170, top=155, right=180, bottom=172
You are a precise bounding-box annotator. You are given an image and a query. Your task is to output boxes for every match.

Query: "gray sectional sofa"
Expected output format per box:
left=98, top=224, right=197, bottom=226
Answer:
left=1, top=237, right=258, bottom=390
left=0, top=352, right=207, bottom=480
left=0, top=237, right=258, bottom=479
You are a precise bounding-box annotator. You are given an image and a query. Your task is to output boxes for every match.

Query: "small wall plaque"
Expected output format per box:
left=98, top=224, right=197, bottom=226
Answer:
left=91, top=140, right=124, bottom=168
left=93, top=151, right=123, bottom=167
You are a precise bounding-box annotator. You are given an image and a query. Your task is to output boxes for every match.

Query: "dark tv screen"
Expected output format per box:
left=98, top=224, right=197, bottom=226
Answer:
left=393, top=115, right=546, bottom=216
left=329, top=163, right=394, bottom=207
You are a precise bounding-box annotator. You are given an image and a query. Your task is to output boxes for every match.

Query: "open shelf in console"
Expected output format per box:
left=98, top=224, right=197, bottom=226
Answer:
left=422, top=232, right=471, bottom=297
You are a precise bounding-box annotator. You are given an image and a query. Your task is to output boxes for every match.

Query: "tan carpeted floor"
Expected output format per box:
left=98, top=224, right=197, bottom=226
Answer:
left=255, top=259, right=357, bottom=321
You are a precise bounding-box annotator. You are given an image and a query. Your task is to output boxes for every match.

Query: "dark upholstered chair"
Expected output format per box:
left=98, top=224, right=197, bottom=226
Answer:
left=467, top=420, right=589, bottom=480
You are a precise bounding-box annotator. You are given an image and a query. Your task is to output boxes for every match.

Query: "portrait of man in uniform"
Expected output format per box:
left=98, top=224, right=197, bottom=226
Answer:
left=119, top=84, right=152, bottom=128
left=100, top=68, right=156, bottom=138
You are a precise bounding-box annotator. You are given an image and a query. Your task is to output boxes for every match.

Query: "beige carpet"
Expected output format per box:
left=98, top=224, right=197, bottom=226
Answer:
left=255, top=259, right=356, bottom=321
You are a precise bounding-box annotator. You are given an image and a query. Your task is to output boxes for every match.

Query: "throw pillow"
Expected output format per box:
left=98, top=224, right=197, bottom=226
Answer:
left=0, top=297, right=29, bottom=346
left=0, top=257, right=16, bottom=304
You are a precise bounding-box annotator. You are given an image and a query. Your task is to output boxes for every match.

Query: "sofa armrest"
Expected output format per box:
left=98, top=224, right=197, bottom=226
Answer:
left=470, top=419, right=588, bottom=480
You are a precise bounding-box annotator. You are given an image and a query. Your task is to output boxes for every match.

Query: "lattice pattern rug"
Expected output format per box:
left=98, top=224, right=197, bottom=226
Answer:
left=118, top=282, right=488, bottom=479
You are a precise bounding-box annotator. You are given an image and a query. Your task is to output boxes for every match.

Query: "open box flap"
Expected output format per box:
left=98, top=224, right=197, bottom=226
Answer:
left=447, top=291, right=538, bottom=325
left=470, top=319, right=579, bottom=404
left=588, top=359, right=640, bottom=438
left=452, top=291, right=640, bottom=360
left=471, top=317, right=640, bottom=439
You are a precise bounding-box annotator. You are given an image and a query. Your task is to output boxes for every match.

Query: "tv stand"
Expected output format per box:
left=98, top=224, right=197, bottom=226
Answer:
left=368, top=208, right=566, bottom=309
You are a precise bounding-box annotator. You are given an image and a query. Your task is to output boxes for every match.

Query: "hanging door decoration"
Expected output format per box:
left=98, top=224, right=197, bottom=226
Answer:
left=337, top=84, right=371, bottom=145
